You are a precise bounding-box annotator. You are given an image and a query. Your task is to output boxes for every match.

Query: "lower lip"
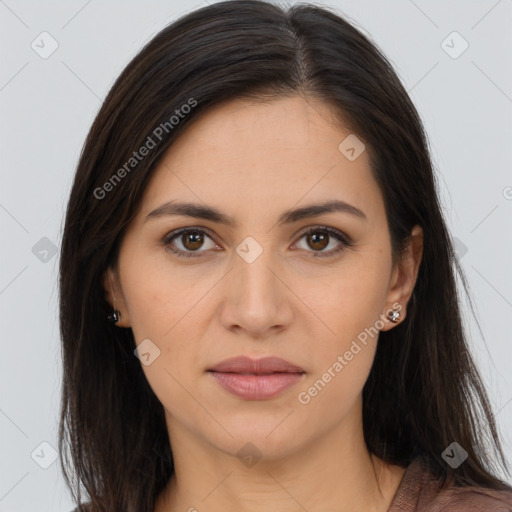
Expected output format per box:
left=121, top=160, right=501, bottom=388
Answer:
left=208, top=371, right=304, bottom=400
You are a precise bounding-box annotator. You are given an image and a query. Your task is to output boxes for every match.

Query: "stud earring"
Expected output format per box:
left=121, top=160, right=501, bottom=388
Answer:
left=386, top=307, right=401, bottom=323
left=107, top=309, right=120, bottom=323
left=107, top=273, right=121, bottom=324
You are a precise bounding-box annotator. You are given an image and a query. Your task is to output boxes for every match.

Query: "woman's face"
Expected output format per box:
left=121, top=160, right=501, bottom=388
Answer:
left=108, top=95, right=422, bottom=461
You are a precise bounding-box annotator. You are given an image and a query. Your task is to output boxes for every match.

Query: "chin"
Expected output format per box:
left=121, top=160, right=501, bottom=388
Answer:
left=203, top=415, right=306, bottom=462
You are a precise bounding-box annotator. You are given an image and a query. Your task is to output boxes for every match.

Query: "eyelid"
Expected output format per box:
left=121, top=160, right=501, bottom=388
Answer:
left=162, top=226, right=219, bottom=243
left=162, top=226, right=221, bottom=257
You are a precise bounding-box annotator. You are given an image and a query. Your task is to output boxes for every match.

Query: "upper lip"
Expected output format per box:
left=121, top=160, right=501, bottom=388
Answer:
left=208, top=356, right=305, bottom=374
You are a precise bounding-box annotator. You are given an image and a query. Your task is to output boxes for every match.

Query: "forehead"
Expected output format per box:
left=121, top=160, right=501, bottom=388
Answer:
left=140, top=95, right=384, bottom=224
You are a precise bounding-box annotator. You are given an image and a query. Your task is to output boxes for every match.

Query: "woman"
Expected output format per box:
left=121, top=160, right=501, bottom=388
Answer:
left=60, top=1, right=512, bottom=511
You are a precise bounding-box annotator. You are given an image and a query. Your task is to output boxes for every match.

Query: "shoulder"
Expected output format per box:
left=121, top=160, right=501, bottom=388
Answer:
left=424, top=486, right=512, bottom=511
left=388, top=456, right=512, bottom=512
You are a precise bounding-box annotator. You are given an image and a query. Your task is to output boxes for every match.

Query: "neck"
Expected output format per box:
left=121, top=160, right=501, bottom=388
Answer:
left=155, top=406, right=405, bottom=512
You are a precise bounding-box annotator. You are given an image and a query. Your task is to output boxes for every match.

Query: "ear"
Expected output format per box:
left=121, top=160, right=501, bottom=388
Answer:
left=380, top=225, right=423, bottom=332
left=102, top=267, right=131, bottom=327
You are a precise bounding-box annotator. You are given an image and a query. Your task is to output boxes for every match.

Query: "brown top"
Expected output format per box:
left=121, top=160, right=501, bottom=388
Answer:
left=388, top=457, right=512, bottom=511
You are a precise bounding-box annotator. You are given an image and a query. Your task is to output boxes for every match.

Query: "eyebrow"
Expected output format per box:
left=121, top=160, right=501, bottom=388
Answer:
left=145, top=199, right=367, bottom=227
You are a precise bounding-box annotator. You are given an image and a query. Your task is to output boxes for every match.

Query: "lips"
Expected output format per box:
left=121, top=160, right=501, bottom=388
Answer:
left=207, top=356, right=305, bottom=375
left=207, top=356, right=305, bottom=400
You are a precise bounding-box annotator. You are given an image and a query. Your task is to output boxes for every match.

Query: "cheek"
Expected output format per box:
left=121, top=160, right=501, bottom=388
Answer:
left=296, top=343, right=375, bottom=429
left=309, top=260, right=389, bottom=349
left=119, top=253, right=208, bottom=374
left=120, top=261, right=207, bottom=418
left=119, top=249, right=189, bottom=339
left=297, top=256, right=389, bottom=404
left=297, top=281, right=382, bottom=416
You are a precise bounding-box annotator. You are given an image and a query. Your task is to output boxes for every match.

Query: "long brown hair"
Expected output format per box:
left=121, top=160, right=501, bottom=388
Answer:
left=58, top=1, right=510, bottom=510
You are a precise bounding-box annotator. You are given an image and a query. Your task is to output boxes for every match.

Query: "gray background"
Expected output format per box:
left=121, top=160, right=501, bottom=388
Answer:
left=0, top=0, right=511, bottom=510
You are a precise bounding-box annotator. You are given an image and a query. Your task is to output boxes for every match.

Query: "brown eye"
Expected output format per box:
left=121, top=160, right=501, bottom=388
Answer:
left=163, top=226, right=352, bottom=259
left=181, top=231, right=204, bottom=251
left=295, top=227, right=352, bottom=257
left=306, top=232, right=329, bottom=251
left=163, top=228, right=217, bottom=258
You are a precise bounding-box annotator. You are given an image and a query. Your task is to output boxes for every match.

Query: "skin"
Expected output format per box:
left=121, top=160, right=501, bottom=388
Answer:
left=104, top=95, right=423, bottom=512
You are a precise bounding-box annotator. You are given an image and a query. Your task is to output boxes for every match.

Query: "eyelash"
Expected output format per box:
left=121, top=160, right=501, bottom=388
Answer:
left=162, top=226, right=353, bottom=259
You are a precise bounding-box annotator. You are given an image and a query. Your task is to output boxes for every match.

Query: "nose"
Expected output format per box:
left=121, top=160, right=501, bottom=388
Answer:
left=219, top=244, right=294, bottom=339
